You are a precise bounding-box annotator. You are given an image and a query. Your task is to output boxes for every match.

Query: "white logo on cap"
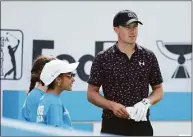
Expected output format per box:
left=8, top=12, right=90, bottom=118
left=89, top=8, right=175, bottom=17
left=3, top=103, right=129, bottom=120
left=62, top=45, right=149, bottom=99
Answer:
left=128, top=13, right=137, bottom=18
left=51, top=69, right=60, bottom=77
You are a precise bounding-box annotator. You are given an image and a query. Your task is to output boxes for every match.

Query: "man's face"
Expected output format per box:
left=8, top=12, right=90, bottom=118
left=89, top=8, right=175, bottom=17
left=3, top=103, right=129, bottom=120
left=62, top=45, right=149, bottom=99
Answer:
left=114, top=22, right=139, bottom=45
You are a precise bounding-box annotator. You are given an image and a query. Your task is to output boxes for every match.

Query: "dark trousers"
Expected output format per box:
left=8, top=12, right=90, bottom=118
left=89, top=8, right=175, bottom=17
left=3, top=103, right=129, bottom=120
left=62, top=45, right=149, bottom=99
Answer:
left=101, top=117, right=153, bottom=136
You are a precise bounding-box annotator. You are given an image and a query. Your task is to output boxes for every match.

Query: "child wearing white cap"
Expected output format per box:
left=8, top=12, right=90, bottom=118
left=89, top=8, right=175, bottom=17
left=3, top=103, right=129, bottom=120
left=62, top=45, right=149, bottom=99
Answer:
left=36, top=59, right=79, bottom=129
left=22, top=55, right=55, bottom=122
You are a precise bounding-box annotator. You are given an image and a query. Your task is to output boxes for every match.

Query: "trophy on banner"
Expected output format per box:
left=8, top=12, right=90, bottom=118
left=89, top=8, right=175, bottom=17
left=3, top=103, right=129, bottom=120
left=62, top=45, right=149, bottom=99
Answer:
left=156, top=40, right=192, bottom=78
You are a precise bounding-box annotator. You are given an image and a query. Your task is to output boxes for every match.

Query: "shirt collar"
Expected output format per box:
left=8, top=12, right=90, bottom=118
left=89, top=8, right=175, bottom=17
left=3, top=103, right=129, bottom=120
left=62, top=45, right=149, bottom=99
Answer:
left=113, top=41, right=142, bottom=54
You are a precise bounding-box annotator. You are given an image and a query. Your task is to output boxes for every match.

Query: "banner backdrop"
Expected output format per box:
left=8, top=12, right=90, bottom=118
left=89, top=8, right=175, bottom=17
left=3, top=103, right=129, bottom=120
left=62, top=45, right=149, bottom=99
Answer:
left=1, top=1, right=191, bottom=92
left=1, top=1, right=192, bottom=136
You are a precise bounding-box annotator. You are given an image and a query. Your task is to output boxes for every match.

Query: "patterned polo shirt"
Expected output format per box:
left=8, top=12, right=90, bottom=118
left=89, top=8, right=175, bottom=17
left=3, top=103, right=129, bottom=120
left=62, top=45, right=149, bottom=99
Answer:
left=88, top=42, right=163, bottom=119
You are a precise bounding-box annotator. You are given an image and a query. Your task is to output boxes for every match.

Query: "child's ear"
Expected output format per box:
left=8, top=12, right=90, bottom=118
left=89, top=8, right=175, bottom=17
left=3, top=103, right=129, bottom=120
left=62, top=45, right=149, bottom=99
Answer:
left=56, top=77, right=62, bottom=86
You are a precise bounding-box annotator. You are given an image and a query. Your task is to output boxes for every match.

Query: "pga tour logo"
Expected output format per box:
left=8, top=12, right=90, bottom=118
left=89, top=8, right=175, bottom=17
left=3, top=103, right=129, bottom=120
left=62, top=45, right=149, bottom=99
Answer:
left=0, top=29, right=23, bottom=80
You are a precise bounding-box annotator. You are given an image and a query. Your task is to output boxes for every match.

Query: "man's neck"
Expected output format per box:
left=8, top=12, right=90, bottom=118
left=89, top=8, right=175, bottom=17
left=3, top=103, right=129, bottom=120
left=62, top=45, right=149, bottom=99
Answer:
left=117, top=41, right=136, bottom=56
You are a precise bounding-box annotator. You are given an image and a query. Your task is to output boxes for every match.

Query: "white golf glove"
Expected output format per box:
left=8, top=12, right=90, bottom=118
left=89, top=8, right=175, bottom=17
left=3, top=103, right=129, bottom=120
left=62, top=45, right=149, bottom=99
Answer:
left=126, top=107, right=137, bottom=120
left=132, top=98, right=151, bottom=122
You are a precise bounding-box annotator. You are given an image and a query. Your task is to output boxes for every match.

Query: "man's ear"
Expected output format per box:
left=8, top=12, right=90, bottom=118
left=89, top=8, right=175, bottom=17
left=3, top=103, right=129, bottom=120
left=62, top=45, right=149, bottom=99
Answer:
left=114, top=27, right=119, bottom=35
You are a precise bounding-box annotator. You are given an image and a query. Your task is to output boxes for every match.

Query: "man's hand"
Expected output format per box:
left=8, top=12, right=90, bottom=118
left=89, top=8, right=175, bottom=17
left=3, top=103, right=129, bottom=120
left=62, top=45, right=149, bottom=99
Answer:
left=110, top=101, right=129, bottom=119
left=126, top=99, right=151, bottom=122
left=132, top=98, right=151, bottom=122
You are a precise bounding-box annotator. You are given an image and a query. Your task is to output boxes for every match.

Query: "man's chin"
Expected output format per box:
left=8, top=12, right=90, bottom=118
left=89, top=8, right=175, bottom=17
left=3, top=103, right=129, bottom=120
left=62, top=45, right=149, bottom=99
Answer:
left=125, top=41, right=135, bottom=45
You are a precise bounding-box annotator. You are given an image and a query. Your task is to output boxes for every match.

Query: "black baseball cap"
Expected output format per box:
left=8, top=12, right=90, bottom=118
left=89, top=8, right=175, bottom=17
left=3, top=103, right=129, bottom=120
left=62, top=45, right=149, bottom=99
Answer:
left=113, top=10, right=143, bottom=27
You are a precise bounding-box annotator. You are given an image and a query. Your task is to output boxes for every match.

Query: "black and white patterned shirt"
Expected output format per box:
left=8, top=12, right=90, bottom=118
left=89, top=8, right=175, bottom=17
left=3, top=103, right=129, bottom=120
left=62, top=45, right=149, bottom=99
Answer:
left=88, top=42, right=163, bottom=119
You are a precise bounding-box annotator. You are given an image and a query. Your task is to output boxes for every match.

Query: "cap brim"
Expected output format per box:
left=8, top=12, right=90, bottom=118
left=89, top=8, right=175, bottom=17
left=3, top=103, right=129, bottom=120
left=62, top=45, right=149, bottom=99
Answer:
left=125, top=18, right=143, bottom=25
left=61, top=62, right=79, bottom=74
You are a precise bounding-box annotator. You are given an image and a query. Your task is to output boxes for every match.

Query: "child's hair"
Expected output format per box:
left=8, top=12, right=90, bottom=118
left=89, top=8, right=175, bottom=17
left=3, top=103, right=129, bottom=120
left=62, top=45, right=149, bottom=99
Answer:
left=28, top=56, right=55, bottom=93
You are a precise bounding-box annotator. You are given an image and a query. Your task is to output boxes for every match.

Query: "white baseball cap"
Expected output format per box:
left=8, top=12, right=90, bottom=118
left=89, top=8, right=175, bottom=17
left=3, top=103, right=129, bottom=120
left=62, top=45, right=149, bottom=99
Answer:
left=40, top=59, right=79, bottom=86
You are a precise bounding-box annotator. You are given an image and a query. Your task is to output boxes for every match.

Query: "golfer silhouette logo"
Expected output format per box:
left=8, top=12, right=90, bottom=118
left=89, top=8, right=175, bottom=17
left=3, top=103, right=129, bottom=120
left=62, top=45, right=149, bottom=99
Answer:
left=0, top=30, right=23, bottom=80
left=4, top=37, right=20, bottom=79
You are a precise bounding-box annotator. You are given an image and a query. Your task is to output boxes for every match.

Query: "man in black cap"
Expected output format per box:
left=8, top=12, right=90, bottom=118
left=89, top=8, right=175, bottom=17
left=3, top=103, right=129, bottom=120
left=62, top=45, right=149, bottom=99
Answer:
left=87, top=10, right=163, bottom=136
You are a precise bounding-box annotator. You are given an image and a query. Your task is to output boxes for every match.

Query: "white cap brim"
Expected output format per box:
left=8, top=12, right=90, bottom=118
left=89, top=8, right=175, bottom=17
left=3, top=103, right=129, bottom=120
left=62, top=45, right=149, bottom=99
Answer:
left=60, top=62, right=79, bottom=74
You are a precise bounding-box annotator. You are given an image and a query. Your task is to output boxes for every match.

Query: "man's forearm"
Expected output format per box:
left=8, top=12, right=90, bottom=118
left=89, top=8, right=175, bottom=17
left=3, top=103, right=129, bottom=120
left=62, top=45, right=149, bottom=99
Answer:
left=147, top=84, right=164, bottom=105
left=87, top=91, right=113, bottom=110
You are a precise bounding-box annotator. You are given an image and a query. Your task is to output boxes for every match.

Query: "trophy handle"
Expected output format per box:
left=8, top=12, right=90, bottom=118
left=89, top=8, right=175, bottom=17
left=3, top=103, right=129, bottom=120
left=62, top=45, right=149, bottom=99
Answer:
left=156, top=40, right=178, bottom=61
left=184, top=53, right=192, bottom=61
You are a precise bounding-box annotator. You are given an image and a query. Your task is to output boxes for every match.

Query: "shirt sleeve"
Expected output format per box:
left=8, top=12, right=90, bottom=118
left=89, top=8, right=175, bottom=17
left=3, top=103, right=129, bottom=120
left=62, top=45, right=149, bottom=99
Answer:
left=46, top=104, right=63, bottom=127
left=149, top=53, right=163, bottom=86
left=87, top=53, right=104, bottom=87
left=21, top=98, right=30, bottom=121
